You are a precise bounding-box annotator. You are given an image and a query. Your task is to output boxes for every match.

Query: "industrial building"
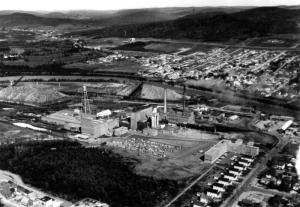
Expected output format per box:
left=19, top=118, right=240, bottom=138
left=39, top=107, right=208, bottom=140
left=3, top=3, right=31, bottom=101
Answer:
left=130, top=105, right=154, bottom=130
left=204, top=139, right=259, bottom=164
left=42, top=86, right=121, bottom=139
left=41, top=109, right=81, bottom=131
left=81, top=115, right=119, bottom=138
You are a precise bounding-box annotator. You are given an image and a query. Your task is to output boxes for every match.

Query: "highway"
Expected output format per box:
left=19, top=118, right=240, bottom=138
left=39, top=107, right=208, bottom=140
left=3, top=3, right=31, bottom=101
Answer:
left=164, top=164, right=215, bottom=207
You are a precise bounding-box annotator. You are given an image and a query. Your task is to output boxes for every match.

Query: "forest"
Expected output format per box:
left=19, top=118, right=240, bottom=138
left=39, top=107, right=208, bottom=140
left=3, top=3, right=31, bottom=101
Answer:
left=0, top=141, right=180, bottom=207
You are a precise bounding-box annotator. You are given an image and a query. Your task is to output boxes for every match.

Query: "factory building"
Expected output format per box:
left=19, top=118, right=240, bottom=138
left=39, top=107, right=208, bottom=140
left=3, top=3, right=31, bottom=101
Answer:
left=130, top=105, right=154, bottom=130
left=205, top=139, right=259, bottom=164
left=81, top=115, right=119, bottom=138
left=41, top=109, right=81, bottom=131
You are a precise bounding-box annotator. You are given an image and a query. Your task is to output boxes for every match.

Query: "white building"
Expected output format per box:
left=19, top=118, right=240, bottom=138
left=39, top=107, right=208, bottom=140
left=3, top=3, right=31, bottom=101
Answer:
left=207, top=189, right=222, bottom=199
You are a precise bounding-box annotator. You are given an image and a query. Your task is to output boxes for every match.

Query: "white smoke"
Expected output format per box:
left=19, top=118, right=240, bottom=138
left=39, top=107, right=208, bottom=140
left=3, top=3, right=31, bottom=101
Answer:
left=296, top=145, right=300, bottom=180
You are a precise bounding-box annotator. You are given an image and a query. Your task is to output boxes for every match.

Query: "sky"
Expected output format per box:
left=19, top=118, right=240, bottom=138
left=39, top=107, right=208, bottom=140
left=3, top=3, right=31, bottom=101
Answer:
left=2, top=0, right=299, bottom=11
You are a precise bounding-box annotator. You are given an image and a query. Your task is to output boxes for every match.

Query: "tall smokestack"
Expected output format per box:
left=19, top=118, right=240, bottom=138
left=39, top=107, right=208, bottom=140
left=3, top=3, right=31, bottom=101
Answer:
left=183, top=85, right=186, bottom=111
left=164, top=87, right=167, bottom=114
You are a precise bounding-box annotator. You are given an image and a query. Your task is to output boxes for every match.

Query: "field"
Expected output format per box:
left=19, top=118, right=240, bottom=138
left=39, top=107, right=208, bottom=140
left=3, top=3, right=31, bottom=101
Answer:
left=180, top=44, right=227, bottom=55
left=144, top=42, right=191, bottom=54
left=64, top=59, right=147, bottom=73
left=247, top=37, right=297, bottom=47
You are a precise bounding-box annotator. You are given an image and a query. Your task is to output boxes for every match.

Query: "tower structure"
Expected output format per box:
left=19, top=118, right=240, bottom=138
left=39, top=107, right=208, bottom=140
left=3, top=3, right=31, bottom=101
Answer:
left=82, top=85, right=91, bottom=114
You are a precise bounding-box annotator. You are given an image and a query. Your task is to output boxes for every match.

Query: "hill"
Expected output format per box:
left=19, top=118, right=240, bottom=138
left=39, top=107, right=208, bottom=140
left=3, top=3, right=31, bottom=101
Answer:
left=0, top=12, right=83, bottom=27
left=0, top=7, right=254, bottom=28
left=68, top=7, right=300, bottom=42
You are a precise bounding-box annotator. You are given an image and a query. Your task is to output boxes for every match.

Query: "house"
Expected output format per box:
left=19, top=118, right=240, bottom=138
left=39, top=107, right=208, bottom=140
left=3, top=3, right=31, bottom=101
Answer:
left=224, top=173, right=238, bottom=181
left=233, top=164, right=245, bottom=171
left=207, top=189, right=222, bottom=199
left=212, top=183, right=226, bottom=192
left=238, top=160, right=251, bottom=167
left=229, top=169, right=242, bottom=176
left=218, top=178, right=232, bottom=186
left=196, top=192, right=209, bottom=204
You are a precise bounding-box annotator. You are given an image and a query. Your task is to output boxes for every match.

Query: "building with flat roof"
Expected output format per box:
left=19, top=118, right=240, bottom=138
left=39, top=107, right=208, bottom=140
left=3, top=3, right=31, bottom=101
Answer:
left=41, top=109, right=81, bottom=131
left=81, top=115, right=119, bottom=138
left=204, top=140, right=228, bottom=163
left=205, top=139, right=259, bottom=164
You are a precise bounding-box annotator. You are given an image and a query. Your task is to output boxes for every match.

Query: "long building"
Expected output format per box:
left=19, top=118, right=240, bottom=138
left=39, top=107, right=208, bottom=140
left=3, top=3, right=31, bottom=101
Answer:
left=41, top=109, right=81, bottom=131
left=204, top=140, right=228, bottom=163
left=205, top=139, right=259, bottom=164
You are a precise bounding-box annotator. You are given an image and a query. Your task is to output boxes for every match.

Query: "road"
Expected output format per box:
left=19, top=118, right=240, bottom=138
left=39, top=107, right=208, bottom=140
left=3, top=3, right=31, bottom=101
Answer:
left=164, top=164, right=215, bottom=207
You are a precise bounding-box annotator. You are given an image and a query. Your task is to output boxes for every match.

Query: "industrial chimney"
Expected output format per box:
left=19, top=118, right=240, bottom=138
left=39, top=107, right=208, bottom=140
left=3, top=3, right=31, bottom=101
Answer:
left=164, top=87, right=167, bottom=114
left=183, top=85, right=186, bottom=111
left=82, top=85, right=91, bottom=114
